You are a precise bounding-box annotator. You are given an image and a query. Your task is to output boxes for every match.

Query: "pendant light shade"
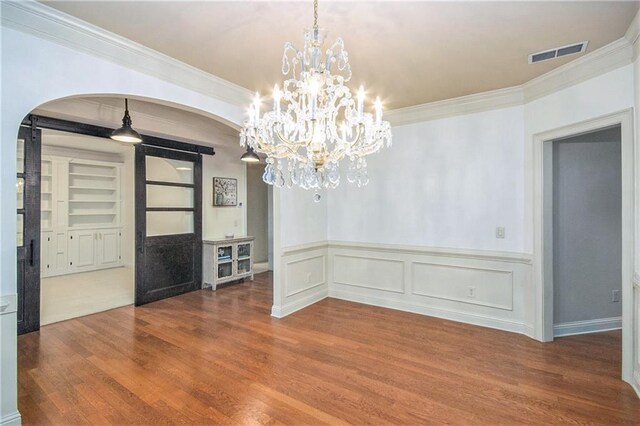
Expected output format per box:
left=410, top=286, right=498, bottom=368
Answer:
left=240, top=147, right=260, bottom=163
left=111, top=98, right=142, bottom=144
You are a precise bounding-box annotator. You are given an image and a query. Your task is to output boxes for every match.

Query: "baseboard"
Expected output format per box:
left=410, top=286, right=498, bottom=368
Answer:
left=329, top=289, right=529, bottom=335
left=0, top=411, right=21, bottom=426
left=271, top=287, right=328, bottom=318
left=553, top=317, right=622, bottom=337
left=632, top=370, right=640, bottom=398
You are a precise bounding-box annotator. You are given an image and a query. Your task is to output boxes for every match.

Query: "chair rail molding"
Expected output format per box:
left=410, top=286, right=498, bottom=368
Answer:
left=1, top=1, right=252, bottom=109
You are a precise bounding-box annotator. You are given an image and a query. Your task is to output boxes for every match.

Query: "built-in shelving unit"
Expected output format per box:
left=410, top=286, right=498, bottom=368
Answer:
left=41, top=156, right=123, bottom=277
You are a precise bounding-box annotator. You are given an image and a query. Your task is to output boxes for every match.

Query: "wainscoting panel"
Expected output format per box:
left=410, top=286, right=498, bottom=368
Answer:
left=285, top=255, right=326, bottom=297
left=412, top=262, right=513, bottom=310
left=272, top=242, right=328, bottom=318
left=333, top=255, right=404, bottom=293
left=328, top=241, right=533, bottom=335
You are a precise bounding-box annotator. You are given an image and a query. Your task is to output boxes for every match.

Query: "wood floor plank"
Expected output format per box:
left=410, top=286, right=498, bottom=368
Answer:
left=18, top=271, right=640, bottom=424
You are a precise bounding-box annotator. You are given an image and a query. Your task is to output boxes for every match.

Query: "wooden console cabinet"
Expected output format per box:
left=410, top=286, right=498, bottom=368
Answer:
left=203, top=236, right=254, bottom=289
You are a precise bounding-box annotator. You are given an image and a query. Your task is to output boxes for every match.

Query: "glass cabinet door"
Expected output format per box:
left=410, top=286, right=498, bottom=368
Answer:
left=217, top=262, right=233, bottom=279
left=237, top=258, right=251, bottom=275
left=237, top=242, right=251, bottom=259
left=217, top=245, right=232, bottom=261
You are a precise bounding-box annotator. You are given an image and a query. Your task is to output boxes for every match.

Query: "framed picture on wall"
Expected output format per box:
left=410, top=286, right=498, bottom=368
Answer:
left=213, top=177, right=237, bottom=206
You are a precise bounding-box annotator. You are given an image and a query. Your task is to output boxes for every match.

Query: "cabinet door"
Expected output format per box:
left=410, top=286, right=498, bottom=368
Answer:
left=98, top=229, right=120, bottom=267
left=68, top=230, right=97, bottom=271
left=41, top=231, right=53, bottom=276
left=50, top=231, right=68, bottom=275
left=235, top=241, right=252, bottom=277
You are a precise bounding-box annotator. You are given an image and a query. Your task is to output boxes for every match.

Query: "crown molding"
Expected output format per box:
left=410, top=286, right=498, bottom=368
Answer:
left=1, top=1, right=253, bottom=108
left=522, top=38, right=633, bottom=103
left=627, top=9, right=640, bottom=60
left=387, top=36, right=633, bottom=126
left=385, top=86, right=523, bottom=126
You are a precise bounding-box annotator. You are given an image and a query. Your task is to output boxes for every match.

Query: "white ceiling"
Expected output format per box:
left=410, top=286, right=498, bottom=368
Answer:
left=41, top=1, right=639, bottom=110
left=36, top=96, right=241, bottom=149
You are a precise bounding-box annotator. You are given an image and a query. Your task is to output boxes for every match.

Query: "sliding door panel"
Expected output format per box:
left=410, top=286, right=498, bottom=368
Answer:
left=16, top=125, right=41, bottom=334
left=135, top=145, right=202, bottom=306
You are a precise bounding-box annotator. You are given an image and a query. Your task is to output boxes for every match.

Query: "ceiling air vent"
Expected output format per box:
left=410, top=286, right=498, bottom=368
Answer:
left=528, top=41, right=589, bottom=64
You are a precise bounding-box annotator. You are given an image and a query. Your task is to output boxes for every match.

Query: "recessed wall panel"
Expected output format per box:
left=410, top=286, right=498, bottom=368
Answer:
left=412, top=262, right=513, bottom=310
left=333, top=255, right=404, bottom=293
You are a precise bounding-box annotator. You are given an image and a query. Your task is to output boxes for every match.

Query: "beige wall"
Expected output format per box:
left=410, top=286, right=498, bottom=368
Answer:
left=246, top=163, right=269, bottom=263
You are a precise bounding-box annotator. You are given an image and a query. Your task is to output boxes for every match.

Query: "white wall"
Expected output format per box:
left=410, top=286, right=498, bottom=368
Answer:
left=202, top=146, right=247, bottom=240
left=552, top=128, right=622, bottom=329
left=272, top=187, right=328, bottom=317
left=329, top=105, right=525, bottom=253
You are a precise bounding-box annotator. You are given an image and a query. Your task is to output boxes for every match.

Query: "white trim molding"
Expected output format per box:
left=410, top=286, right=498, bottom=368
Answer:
left=385, top=86, right=523, bottom=126
left=626, top=9, right=640, bottom=60
left=532, top=109, right=635, bottom=385
left=553, top=317, right=622, bottom=338
left=0, top=295, right=16, bottom=315
left=1, top=1, right=252, bottom=108
left=0, top=412, right=21, bottom=426
left=386, top=37, right=634, bottom=126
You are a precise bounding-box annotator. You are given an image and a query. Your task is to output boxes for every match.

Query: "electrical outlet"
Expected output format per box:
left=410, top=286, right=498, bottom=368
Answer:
left=306, top=273, right=312, bottom=284
left=234, top=219, right=238, bottom=227
left=467, top=286, right=476, bottom=298
left=612, top=289, right=620, bottom=303
left=496, top=227, right=505, bottom=239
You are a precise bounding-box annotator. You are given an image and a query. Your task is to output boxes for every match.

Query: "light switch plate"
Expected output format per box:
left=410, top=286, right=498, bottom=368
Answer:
left=496, top=227, right=505, bottom=239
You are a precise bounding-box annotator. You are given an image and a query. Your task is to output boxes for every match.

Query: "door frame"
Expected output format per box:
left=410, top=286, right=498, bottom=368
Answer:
left=532, top=109, right=635, bottom=383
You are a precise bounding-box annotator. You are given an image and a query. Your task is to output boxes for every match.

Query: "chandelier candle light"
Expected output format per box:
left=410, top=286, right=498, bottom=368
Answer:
left=240, top=0, right=392, bottom=201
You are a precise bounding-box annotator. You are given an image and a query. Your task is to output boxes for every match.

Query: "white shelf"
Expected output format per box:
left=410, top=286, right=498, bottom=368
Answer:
left=69, top=212, right=116, bottom=216
left=69, top=186, right=116, bottom=191
left=69, top=200, right=118, bottom=203
left=69, top=173, right=116, bottom=179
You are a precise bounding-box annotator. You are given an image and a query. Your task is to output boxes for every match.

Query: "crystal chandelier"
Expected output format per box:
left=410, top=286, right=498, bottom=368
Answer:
left=240, top=0, right=392, bottom=200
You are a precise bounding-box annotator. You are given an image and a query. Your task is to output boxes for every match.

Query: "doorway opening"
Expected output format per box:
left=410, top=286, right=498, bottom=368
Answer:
left=246, top=163, right=273, bottom=275
left=547, top=126, right=622, bottom=338
left=39, top=129, right=135, bottom=326
left=535, top=109, right=634, bottom=384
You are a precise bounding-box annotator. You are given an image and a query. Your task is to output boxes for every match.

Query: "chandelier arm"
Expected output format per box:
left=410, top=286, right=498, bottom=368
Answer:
left=251, top=135, right=308, bottom=163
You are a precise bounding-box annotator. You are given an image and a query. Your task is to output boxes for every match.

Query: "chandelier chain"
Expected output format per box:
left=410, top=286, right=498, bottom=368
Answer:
left=313, top=0, right=318, bottom=32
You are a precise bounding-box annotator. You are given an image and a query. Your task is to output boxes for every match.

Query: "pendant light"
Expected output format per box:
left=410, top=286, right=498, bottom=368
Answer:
left=110, top=98, right=142, bottom=144
left=240, top=147, right=260, bottom=163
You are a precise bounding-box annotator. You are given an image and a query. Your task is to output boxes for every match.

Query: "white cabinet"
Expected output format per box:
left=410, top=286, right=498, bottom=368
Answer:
left=203, top=237, right=254, bottom=289
left=40, top=155, right=123, bottom=277
left=68, top=229, right=122, bottom=273
left=97, top=229, right=121, bottom=267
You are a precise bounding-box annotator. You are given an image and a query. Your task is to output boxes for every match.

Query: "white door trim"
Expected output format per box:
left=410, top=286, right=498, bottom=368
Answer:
left=532, top=109, right=635, bottom=384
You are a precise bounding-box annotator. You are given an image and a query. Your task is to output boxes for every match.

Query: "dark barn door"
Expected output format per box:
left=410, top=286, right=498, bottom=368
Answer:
left=16, top=125, right=41, bottom=334
left=135, top=145, right=202, bottom=305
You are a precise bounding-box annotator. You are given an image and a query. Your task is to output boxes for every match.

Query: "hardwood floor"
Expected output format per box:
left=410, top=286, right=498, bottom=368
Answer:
left=19, top=272, right=640, bottom=425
